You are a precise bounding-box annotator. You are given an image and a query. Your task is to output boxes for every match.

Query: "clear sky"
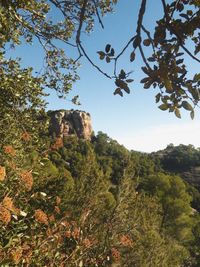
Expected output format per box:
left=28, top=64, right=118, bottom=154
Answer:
left=7, top=0, right=200, bottom=152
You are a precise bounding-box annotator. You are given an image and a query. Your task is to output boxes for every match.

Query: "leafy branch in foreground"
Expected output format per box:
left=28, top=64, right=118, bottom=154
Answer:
left=96, top=0, right=200, bottom=118
left=1, top=0, right=200, bottom=117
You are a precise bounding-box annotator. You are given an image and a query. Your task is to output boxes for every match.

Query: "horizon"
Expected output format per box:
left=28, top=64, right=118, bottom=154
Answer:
left=46, top=107, right=200, bottom=153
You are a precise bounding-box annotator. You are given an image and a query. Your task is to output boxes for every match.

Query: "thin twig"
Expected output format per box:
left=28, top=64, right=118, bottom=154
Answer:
left=141, top=25, right=156, bottom=55
left=115, top=36, right=136, bottom=61
left=136, top=0, right=147, bottom=36
left=138, top=44, right=151, bottom=70
left=92, top=0, right=104, bottom=29
left=78, top=42, right=112, bottom=79
left=170, top=0, right=181, bottom=20
left=75, top=0, right=111, bottom=79
left=114, top=36, right=136, bottom=76
left=76, top=0, right=88, bottom=44
left=14, top=9, right=76, bottom=47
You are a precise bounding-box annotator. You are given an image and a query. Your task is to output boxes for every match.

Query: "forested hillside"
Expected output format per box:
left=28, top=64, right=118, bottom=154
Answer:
left=1, top=113, right=200, bottom=266
left=152, top=144, right=200, bottom=188
left=152, top=144, right=200, bottom=214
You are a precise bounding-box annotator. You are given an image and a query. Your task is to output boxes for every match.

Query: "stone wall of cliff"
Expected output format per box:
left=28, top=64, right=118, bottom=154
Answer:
left=48, top=110, right=93, bottom=140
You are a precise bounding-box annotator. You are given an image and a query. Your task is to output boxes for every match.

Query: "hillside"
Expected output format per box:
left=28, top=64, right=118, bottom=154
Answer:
left=1, top=110, right=200, bottom=266
left=152, top=144, right=200, bottom=188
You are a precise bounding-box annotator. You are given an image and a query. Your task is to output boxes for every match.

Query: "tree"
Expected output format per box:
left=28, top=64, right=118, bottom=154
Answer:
left=1, top=0, right=200, bottom=117
left=140, top=173, right=195, bottom=242
left=159, top=144, right=200, bottom=171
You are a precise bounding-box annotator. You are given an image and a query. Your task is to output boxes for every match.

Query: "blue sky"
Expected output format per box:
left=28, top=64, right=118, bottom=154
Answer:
left=7, top=0, right=200, bottom=152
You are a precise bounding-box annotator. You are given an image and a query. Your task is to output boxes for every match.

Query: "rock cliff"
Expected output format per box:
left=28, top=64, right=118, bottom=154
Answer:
left=48, top=110, right=93, bottom=140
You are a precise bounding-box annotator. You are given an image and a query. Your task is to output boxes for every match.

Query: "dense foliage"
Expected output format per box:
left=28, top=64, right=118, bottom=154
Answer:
left=1, top=125, right=200, bottom=266
left=1, top=0, right=200, bottom=115
left=155, top=144, right=200, bottom=171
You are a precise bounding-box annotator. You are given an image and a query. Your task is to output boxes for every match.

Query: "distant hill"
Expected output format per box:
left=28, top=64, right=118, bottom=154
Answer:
left=151, top=144, right=200, bottom=188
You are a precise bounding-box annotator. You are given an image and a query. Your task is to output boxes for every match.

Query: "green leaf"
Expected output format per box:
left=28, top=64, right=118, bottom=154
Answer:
left=133, top=35, right=141, bottom=49
left=141, top=67, right=149, bottom=75
left=119, top=69, right=126, bottom=79
left=169, top=106, right=175, bottom=112
left=148, top=57, right=155, bottom=62
left=190, top=110, right=195, bottom=120
left=180, top=13, right=188, bottom=20
left=144, top=81, right=153, bottom=89
left=194, top=45, right=200, bottom=55
left=194, top=73, right=200, bottom=81
left=189, top=88, right=200, bottom=101
left=123, top=86, right=130, bottom=94
left=158, top=103, right=168, bottom=111
left=105, top=44, right=111, bottom=53
left=140, top=77, right=149, bottom=83
left=187, top=10, right=193, bottom=16
left=176, top=52, right=184, bottom=57
left=182, top=101, right=193, bottom=111
left=97, top=51, right=105, bottom=60
left=126, top=79, right=134, bottom=83
left=106, top=56, right=111, bottom=63
left=115, top=79, right=121, bottom=87
left=143, top=39, right=151, bottom=46
left=114, top=88, right=123, bottom=97
left=155, top=93, right=161, bottom=103
left=163, top=78, right=173, bottom=93
left=176, top=59, right=184, bottom=65
left=130, top=51, right=135, bottom=62
left=108, top=48, right=115, bottom=57
left=175, top=108, right=181, bottom=118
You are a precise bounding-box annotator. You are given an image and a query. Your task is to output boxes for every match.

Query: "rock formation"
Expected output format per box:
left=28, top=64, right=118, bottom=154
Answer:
left=48, top=110, right=93, bottom=140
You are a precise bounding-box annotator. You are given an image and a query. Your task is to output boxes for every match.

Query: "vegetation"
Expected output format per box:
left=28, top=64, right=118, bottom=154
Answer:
left=1, top=127, right=200, bottom=266
left=1, top=0, right=200, bottom=266
left=1, top=0, right=200, bottom=115
left=154, top=144, right=200, bottom=171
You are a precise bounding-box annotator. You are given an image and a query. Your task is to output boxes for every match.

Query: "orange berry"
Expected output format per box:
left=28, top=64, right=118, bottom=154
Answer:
left=20, top=171, right=33, bottom=191
left=21, top=131, right=31, bottom=141
left=10, top=248, right=23, bottom=264
left=56, top=196, right=61, bottom=205
left=34, top=209, right=48, bottom=225
left=4, top=145, right=16, bottom=156
left=0, top=166, right=6, bottom=181
left=119, top=234, right=133, bottom=247
left=0, top=205, right=11, bottom=225
left=111, top=248, right=120, bottom=262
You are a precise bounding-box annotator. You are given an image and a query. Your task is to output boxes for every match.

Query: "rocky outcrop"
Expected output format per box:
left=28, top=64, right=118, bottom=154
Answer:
left=48, top=110, right=93, bottom=140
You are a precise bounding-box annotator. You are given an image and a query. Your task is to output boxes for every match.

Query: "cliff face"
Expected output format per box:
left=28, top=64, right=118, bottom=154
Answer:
left=48, top=110, right=93, bottom=140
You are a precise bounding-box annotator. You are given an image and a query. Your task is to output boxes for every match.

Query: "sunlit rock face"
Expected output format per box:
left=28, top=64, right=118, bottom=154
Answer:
left=48, top=110, right=93, bottom=140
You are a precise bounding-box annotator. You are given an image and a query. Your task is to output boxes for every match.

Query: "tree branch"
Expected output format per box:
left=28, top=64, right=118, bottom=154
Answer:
left=76, top=0, right=88, bottom=44
left=161, top=0, right=200, bottom=64
left=78, top=42, right=112, bottom=79
left=136, top=0, right=147, bottom=37
left=138, top=44, right=151, bottom=70
left=141, top=25, right=156, bottom=55
left=114, top=36, right=136, bottom=76
left=92, top=0, right=104, bottom=29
